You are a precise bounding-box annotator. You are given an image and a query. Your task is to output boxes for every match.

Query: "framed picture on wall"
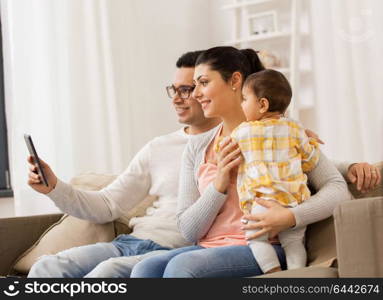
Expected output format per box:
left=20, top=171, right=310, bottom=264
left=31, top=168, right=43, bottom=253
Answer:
left=248, top=11, right=278, bottom=36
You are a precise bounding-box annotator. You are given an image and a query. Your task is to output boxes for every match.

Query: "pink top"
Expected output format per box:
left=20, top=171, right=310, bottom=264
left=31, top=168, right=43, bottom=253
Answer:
left=197, top=134, right=247, bottom=248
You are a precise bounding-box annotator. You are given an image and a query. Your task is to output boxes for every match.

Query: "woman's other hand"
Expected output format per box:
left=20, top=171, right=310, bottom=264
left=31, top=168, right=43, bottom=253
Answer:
left=27, top=156, right=58, bottom=194
left=214, top=137, right=243, bottom=194
left=347, top=162, right=381, bottom=193
left=305, top=129, right=324, bottom=144
left=241, top=198, right=296, bottom=240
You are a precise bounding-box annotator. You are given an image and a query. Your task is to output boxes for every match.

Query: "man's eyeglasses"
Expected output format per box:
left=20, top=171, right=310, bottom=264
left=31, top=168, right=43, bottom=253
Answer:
left=166, top=85, right=195, bottom=100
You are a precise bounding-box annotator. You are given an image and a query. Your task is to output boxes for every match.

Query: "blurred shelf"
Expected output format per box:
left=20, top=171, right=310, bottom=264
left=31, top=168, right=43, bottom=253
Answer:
left=273, top=67, right=290, bottom=74
left=226, top=31, right=291, bottom=45
left=222, top=0, right=272, bottom=10
left=222, top=0, right=313, bottom=119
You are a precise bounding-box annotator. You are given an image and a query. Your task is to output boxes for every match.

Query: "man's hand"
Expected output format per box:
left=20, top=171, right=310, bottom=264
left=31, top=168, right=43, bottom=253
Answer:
left=347, top=162, right=381, bottom=193
left=241, top=198, right=296, bottom=240
left=27, top=156, right=58, bottom=194
left=305, top=129, right=324, bottom=144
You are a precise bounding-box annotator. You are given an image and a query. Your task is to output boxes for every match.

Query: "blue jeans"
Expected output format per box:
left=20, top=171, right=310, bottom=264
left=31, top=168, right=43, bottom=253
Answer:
left=130, top=244, right=286, bottom=278
left=28, top=234, right=170, bottom=278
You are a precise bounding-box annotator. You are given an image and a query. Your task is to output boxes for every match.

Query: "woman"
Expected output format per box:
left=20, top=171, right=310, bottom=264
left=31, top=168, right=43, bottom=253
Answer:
left=130, top=46, right=351, bottom=278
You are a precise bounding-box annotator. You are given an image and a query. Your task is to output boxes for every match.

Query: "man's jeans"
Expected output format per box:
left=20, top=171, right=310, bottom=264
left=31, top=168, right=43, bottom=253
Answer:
left=28, top=234, right=170, bottom=278
left=130, top=244, right=287, bottom=278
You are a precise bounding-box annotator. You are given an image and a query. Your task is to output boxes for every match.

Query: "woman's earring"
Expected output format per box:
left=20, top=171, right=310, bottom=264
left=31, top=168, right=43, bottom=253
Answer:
left=232, top=87, right=236, bottom=91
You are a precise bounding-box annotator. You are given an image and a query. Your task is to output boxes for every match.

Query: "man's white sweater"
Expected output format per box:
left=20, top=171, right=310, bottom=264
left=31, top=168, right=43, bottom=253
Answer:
left=47, top=128, right=192, bottom=249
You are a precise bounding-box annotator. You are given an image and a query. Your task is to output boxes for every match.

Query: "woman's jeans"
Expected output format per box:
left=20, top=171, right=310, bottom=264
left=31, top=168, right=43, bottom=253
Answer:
left=130, top=244, right=286, bottom=278
left=28, top=234, right=170, bottom=278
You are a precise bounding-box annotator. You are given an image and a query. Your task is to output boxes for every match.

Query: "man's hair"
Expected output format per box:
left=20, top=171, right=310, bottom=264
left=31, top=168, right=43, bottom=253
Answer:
left=244, top=69, right=292, bottom=113
left=176, top=50, right=204, bottom=68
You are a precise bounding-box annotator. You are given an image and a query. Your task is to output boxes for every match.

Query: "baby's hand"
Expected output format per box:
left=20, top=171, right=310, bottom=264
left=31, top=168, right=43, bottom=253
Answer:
left=305, top=129, right=324, bottom=144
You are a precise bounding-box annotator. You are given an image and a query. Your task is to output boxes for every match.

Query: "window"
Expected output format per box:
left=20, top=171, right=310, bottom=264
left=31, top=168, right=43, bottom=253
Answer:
left=0, top=18, right=13, bottom=197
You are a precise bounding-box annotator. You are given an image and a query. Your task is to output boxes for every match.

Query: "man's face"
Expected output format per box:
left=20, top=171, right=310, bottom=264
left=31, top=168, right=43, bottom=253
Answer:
left=171, top=67, right=206, bottom=125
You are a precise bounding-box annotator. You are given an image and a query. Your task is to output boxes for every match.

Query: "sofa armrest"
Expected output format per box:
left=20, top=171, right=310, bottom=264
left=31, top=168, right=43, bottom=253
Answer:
left=334, top=197, right=383, bottom=277
left=0, top=213, right=63, bottom=276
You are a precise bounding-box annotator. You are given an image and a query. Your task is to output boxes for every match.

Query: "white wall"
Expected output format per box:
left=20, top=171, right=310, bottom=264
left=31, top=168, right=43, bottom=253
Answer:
left=98, top=0, right=215, bottom=168
left=116, top=0, right=233, bottom=165
left=71, top=0, right=235, bottom=170
left=208, top=0, right=233, bottom=45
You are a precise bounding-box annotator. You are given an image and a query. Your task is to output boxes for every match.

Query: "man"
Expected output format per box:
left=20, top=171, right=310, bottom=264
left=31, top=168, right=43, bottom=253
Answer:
left=27, top=51, right=380, bottom=277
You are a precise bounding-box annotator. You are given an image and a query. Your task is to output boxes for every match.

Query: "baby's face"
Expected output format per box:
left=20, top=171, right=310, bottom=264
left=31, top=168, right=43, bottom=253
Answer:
left=241, top=85, right=263, bottom=121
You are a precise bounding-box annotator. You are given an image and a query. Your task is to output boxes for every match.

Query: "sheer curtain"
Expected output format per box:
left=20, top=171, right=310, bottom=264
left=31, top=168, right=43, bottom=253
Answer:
left=1, top=0, right=124, bottom=215
left=1, top=0, right=212, bottom=215
left=310, top=0, right=383, bottom=163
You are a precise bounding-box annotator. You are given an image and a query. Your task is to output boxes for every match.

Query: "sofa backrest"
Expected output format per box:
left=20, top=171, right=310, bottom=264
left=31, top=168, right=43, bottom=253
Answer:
left=306, top=162, right=383, bottom=266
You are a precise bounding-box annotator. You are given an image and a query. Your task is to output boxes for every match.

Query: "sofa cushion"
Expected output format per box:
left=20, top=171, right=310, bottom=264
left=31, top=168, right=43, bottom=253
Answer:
left=306, top=216, right=337, bottom=267
left=69, top=172, right=117, bottom=191
left=70, top=172, right=156, bottom=229
left=11, top=173, right=119, bottom=274
left=12, top=214, right=115, bottom=274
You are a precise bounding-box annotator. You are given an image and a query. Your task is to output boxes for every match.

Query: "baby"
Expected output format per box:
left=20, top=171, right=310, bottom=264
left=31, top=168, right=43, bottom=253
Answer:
left=231, top=69, right=320, bottom=273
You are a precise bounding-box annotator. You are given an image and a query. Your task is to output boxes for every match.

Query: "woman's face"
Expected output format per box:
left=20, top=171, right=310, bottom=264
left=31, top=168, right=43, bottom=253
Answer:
left=192, top=64, right=239, bottom=118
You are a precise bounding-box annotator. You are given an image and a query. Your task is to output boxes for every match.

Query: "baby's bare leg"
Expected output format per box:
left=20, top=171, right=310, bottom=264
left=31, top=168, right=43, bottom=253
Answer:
left=246, top=203, right=281, bottom=273
left=278, top=226, right=307, bottom=270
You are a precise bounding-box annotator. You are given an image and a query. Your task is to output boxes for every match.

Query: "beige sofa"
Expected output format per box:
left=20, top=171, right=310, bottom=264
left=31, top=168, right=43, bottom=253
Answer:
left=0, top=163, right=382, bottom=278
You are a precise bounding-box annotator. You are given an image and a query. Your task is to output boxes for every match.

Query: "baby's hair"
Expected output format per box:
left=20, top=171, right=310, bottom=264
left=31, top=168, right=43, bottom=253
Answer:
left=244, top=69, right=292, bottom=113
